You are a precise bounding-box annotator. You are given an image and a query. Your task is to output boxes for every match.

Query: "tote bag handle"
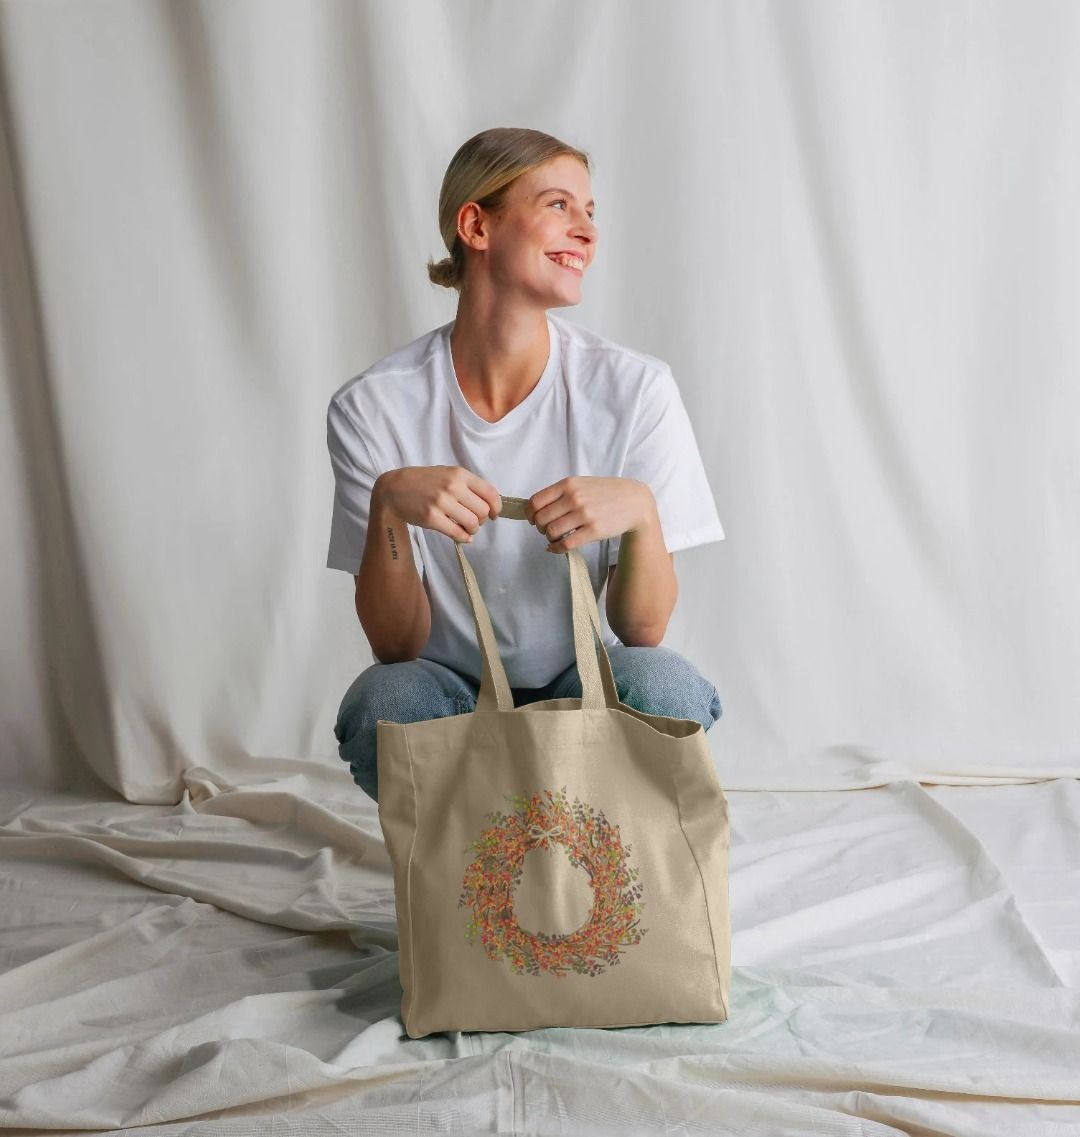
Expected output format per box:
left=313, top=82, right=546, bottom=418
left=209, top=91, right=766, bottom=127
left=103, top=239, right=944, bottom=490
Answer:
left=452, top=495, right=620, bottom=713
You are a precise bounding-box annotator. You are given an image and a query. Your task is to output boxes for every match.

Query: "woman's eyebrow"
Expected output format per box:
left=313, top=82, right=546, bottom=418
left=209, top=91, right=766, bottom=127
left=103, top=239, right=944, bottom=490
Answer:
left=538, top=187, right=596, bottom=208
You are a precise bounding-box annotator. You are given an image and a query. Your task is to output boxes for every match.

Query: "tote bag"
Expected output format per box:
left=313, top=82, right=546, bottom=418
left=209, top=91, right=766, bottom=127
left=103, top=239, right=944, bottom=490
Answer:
left=376, top=495, right=730, bottom=1037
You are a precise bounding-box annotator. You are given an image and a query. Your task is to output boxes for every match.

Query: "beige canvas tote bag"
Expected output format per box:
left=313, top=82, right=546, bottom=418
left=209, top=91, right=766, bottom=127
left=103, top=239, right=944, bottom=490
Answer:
left=376, top=495, right=730, bottom=1037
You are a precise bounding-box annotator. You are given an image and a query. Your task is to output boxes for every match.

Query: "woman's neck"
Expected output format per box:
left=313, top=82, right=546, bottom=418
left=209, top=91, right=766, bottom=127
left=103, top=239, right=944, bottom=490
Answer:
left=449, top=301, right=551, bottom=423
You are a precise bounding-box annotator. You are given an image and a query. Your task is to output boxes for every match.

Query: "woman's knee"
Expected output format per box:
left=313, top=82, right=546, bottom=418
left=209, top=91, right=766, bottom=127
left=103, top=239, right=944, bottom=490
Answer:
left=334, top=659, right=474, bottom=804
left=334, top=658, right=476, bottom=746
left=607, top=644, right=723, bottom=729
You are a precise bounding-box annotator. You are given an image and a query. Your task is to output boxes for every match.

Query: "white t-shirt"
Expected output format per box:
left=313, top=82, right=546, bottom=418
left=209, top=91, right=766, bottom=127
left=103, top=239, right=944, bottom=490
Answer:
left=326, top=312, right=725, bottom=688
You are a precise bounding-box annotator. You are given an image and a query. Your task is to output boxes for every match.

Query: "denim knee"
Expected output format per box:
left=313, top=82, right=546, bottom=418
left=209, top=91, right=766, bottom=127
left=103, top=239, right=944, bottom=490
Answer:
left=607, top=644, right=723, bottom=732
left=333, top=659, right=474, bottom=802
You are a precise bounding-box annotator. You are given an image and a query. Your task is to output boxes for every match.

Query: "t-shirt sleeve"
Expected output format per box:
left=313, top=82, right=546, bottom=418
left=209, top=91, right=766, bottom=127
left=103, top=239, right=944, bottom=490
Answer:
left=607, top=365, right=725, bottom=566
left=325, top=395, right=423, bottom=577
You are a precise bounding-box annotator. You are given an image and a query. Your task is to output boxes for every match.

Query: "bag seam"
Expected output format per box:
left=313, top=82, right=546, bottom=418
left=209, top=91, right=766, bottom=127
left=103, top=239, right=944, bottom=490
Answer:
left=674, top=773, right=728, bottom=1019
left=403, top=725, right=420, bottom=1028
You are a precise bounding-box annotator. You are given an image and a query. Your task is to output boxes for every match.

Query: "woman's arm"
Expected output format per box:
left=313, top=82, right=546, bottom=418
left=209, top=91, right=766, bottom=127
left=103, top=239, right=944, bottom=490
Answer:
left=355, top=475, right=431, bottom=663
left=605, top=488, right=678, bottom=646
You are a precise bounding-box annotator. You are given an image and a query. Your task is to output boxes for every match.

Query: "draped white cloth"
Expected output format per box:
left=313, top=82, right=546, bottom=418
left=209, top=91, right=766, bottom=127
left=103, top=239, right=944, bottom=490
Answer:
left=2, top=776, right=1078, bottom=1133
left=1, top=0, right=1077, bottom=1132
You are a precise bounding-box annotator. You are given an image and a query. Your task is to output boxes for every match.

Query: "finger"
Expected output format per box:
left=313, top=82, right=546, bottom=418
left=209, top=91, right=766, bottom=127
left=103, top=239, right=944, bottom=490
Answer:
left=546, top=525, right=581, bottom=552
left=527, top=485, right=561, bottom=526
left=462, top=486, right=499, bottom=524
left=443, top=503, right=481, bottom=543
left=467, top=476, right=502, bottom=521
left=539, top=508, right=580, bottom=542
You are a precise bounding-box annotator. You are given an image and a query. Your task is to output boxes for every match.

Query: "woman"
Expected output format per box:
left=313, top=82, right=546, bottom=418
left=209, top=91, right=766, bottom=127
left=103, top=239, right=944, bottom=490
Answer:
left=327, top=127, right=725, bottom=802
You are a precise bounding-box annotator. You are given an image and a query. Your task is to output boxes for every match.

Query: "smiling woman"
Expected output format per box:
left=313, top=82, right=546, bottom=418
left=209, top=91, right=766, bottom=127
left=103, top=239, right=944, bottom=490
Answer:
left=327, top=126, right=728, bottom=804
left=408, top=136, right=598, bottom=441
left=433, top=140, right=600, bottom=424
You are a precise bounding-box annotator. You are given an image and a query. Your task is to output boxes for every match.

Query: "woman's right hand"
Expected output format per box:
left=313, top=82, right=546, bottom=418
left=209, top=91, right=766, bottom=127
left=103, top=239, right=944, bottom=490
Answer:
left=374, top=466, right=502, bottom=544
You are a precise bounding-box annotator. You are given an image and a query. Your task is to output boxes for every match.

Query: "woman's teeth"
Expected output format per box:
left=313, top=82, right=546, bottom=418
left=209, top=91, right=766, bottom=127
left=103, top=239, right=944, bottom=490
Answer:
left=548, top=253, right=584, bottom=272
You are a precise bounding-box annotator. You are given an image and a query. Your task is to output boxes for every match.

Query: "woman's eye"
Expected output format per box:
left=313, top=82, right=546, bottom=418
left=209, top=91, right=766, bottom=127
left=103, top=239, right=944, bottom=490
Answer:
left=552, top=199, right=595, bottom=221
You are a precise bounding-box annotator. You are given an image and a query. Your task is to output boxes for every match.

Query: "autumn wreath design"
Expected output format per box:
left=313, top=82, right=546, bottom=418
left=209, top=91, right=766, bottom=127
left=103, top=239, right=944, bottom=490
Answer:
left=458, top=786, right=647, bottom=978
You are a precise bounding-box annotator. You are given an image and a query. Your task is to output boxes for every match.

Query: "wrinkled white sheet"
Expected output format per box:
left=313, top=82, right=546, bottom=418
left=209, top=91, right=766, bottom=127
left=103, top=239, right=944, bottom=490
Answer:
left=1, top=771, right=1078, bottom=1135
left=5, top=1, right=1080, bottom=802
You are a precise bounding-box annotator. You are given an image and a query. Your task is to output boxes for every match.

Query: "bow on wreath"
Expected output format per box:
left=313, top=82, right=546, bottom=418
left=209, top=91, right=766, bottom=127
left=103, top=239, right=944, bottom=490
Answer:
left=527, top=824, right=564, bottom=845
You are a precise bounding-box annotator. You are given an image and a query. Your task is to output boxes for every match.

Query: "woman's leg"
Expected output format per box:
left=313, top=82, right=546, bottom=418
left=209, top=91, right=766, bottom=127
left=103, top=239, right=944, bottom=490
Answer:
left=333, top=659, right=476, bottom=802
left=544, top=644, right=723, bottom=732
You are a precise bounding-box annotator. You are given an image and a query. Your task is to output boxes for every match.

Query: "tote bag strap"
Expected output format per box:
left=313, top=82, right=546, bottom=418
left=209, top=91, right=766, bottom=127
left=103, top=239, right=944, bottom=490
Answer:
left=452, top=494, right=620, bottom=713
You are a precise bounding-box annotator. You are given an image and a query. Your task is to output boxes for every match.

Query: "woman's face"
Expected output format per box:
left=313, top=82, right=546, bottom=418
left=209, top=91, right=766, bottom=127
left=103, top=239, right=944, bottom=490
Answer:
left=463, top=154, right=598, bottom=306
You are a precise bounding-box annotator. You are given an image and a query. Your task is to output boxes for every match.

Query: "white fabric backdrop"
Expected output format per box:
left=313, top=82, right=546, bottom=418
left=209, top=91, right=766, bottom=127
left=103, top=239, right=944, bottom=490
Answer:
left=1, top=1, right=1078, bottom=794
left=2, top=4, right=1079, bottom=1134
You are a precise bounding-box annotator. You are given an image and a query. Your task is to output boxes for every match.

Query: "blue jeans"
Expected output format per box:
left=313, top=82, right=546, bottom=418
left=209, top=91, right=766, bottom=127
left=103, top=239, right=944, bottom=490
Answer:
left=334, top=645, right=723, bottom=802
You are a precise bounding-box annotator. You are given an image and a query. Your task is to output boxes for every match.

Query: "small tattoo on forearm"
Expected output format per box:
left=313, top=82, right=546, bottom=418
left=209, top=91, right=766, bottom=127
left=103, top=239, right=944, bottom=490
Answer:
left=385, top=526, right=399, bottom=560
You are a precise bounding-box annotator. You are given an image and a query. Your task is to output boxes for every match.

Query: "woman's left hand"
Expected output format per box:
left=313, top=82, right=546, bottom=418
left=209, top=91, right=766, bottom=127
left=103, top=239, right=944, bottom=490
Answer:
left=526, top=476, right=655, bottom=552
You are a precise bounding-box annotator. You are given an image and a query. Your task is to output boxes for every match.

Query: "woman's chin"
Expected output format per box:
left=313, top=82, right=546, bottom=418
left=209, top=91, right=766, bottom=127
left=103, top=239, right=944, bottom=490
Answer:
left=546, top=282, right=583, bottom=306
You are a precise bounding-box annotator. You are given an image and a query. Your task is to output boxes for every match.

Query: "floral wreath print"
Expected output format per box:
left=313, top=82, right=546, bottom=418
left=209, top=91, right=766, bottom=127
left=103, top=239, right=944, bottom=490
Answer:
left=458, top=786, right=647, bottom=977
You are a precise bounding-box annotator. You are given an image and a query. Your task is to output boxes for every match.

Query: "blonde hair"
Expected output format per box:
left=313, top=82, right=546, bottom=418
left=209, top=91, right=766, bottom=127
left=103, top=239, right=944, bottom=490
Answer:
left=427, top=127, right=591, bottom=292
